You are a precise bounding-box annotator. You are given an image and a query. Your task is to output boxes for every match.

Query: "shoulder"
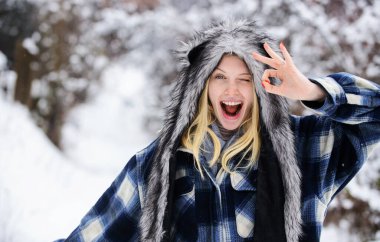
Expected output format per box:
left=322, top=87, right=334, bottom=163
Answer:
left=135, top=139, right=159, bottom=162
left=132, top=139, right=159, bottom=176
left=114, top=139, right=159, bottom=186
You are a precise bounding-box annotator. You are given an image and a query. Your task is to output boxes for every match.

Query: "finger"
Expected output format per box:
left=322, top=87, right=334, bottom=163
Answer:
left=279, top=42, right=293, bottom=64
left=261, top=79, right=281, bottom=96
left=252, top=52, right=282, bottom=69
left=252, top=52, right=277, bottom=68
left=263, top=42, right=284, bottom=62
left=261, top=69, right=280, bottom=83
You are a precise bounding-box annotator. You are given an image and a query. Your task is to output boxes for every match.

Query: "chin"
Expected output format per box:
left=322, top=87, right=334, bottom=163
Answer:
left=216, top=107, right=247, bottom=130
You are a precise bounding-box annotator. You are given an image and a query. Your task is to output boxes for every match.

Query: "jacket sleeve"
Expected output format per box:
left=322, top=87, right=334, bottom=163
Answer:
left=61, top=155, right=142, bottom=242
left=291, top=72, right=380, bottom=205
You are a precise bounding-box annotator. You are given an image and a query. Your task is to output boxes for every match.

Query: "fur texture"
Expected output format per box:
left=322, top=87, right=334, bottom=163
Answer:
left=139, top=19, right=302, bottom=242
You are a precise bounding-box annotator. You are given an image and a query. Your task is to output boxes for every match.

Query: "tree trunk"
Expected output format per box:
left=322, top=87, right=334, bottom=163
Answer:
left=13, top=38, right=34, bottom=108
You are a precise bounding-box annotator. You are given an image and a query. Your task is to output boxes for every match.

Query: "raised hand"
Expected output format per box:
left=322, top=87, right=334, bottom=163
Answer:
left=252, top=42, right=326, bottom=102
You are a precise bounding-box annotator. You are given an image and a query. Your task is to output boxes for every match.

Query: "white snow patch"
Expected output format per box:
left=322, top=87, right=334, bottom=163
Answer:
left=0, top=99, right=114, bottom=241
left=61, top=65, right=154, bottom=173
left=22, top=38, right=39, bottom=55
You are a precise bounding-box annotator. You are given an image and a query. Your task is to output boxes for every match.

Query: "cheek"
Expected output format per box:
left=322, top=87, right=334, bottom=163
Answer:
left=243, top=87, right=254, bottom=104
left=208, top=96, right=218, bottom=111
left=208, top=85, right=219, bottom=107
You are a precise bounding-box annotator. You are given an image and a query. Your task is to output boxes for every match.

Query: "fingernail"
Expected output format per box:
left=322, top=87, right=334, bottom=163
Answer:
left=280, top=41, right=285, bottom=48
left=264, top=79, right=270, bottom=84
left=261, top=82, right=265, bottom=88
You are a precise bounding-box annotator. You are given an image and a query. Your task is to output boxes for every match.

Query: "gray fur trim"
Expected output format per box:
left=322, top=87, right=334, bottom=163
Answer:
left=140, top=19, right=302, bottom=242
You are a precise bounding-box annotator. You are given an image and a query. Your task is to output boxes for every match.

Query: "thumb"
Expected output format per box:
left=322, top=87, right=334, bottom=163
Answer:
left=262, top=80, right=281, bottom=96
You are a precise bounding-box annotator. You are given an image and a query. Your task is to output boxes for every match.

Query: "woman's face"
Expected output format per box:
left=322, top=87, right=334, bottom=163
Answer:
left=208, top=55, right=253, bottom=130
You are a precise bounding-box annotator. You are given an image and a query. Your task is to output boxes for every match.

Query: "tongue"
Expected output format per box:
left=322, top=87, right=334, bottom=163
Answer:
left=225, top=105, right=238, bottom=115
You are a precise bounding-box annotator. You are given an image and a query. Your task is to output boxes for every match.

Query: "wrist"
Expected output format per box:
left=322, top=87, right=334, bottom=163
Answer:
left=306, top=82, right=327, bottom=102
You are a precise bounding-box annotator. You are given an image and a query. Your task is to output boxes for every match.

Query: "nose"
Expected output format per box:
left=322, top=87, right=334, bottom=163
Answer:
left=224, top=80, right=239, bottom=95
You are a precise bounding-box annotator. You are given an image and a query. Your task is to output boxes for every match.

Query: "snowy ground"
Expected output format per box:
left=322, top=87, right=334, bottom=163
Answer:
left=0, top=98, right=113, bottom=241
left=0, top=64, right=154, bottom=241
left=1, top=63, right=379, bottom=241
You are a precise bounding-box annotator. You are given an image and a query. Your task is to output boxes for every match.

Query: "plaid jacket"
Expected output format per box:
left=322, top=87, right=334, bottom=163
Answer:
left=61, top=73, right=380, bottom=242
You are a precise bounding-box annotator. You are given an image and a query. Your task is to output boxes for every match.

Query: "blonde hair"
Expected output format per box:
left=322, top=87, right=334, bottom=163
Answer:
left=181, top=77, right=261, bottom=177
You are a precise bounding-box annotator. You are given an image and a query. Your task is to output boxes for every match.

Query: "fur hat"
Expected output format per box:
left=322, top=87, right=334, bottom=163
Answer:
left=139, top=19, right=302, bottom=242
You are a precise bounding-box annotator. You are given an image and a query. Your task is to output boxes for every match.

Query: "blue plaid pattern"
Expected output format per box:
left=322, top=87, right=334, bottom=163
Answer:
left=60, top=73, right=380, bottom=241
left=292, top=73, right=380, bottom=241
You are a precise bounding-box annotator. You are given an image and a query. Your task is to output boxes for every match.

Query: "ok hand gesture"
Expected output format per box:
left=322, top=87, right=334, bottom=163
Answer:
left=252, top=42, right=326, bottom=102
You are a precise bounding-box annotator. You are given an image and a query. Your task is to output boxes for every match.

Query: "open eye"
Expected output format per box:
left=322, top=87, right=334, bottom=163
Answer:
left=214, top=74, right=225, bottom=80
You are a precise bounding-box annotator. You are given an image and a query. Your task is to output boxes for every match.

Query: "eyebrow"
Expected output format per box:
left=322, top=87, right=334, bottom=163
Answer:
left=215, top=68, right=226, bottom=73
left=215, top=68, right=251, bottom=76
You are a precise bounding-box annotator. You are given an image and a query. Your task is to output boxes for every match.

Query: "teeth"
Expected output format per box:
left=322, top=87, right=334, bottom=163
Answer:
left=222, top=101, right=241, bottom=106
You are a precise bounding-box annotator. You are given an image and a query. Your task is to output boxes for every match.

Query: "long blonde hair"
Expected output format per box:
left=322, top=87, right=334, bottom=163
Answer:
left=181, top=76, right=261, bottom=177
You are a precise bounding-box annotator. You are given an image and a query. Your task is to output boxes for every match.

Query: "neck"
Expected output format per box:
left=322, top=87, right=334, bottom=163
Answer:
left=216, top=121, right=238, bottom=141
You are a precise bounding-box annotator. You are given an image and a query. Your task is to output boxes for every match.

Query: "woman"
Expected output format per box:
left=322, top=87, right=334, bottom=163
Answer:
left=60, top=19, right=380, bottom=242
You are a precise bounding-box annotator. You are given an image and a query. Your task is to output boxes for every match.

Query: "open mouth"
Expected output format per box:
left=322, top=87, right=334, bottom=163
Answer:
left=220, top=101, right=243, bottom=118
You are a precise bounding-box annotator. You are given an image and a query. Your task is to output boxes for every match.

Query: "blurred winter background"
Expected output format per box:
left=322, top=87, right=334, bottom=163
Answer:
left=0, top=0, right=379, bottom=241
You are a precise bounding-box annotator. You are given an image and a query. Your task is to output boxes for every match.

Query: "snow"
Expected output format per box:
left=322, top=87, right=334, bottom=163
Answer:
left=0, top=64, right=154, bottom=241
left=61, top=64, right=154, bottom=173
left=321, top=224, right=359, bottom=242
left=0, top=52, right=16, bottom=100
left=0, top=52, right=6, bottom=69
left=0, top=98, right=112, bottom=241
left=22, top=38, right=39, bottom=55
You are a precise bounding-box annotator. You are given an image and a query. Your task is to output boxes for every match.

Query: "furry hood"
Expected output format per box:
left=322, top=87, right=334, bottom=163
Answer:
left=139, top=19, right=302, bottom=242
